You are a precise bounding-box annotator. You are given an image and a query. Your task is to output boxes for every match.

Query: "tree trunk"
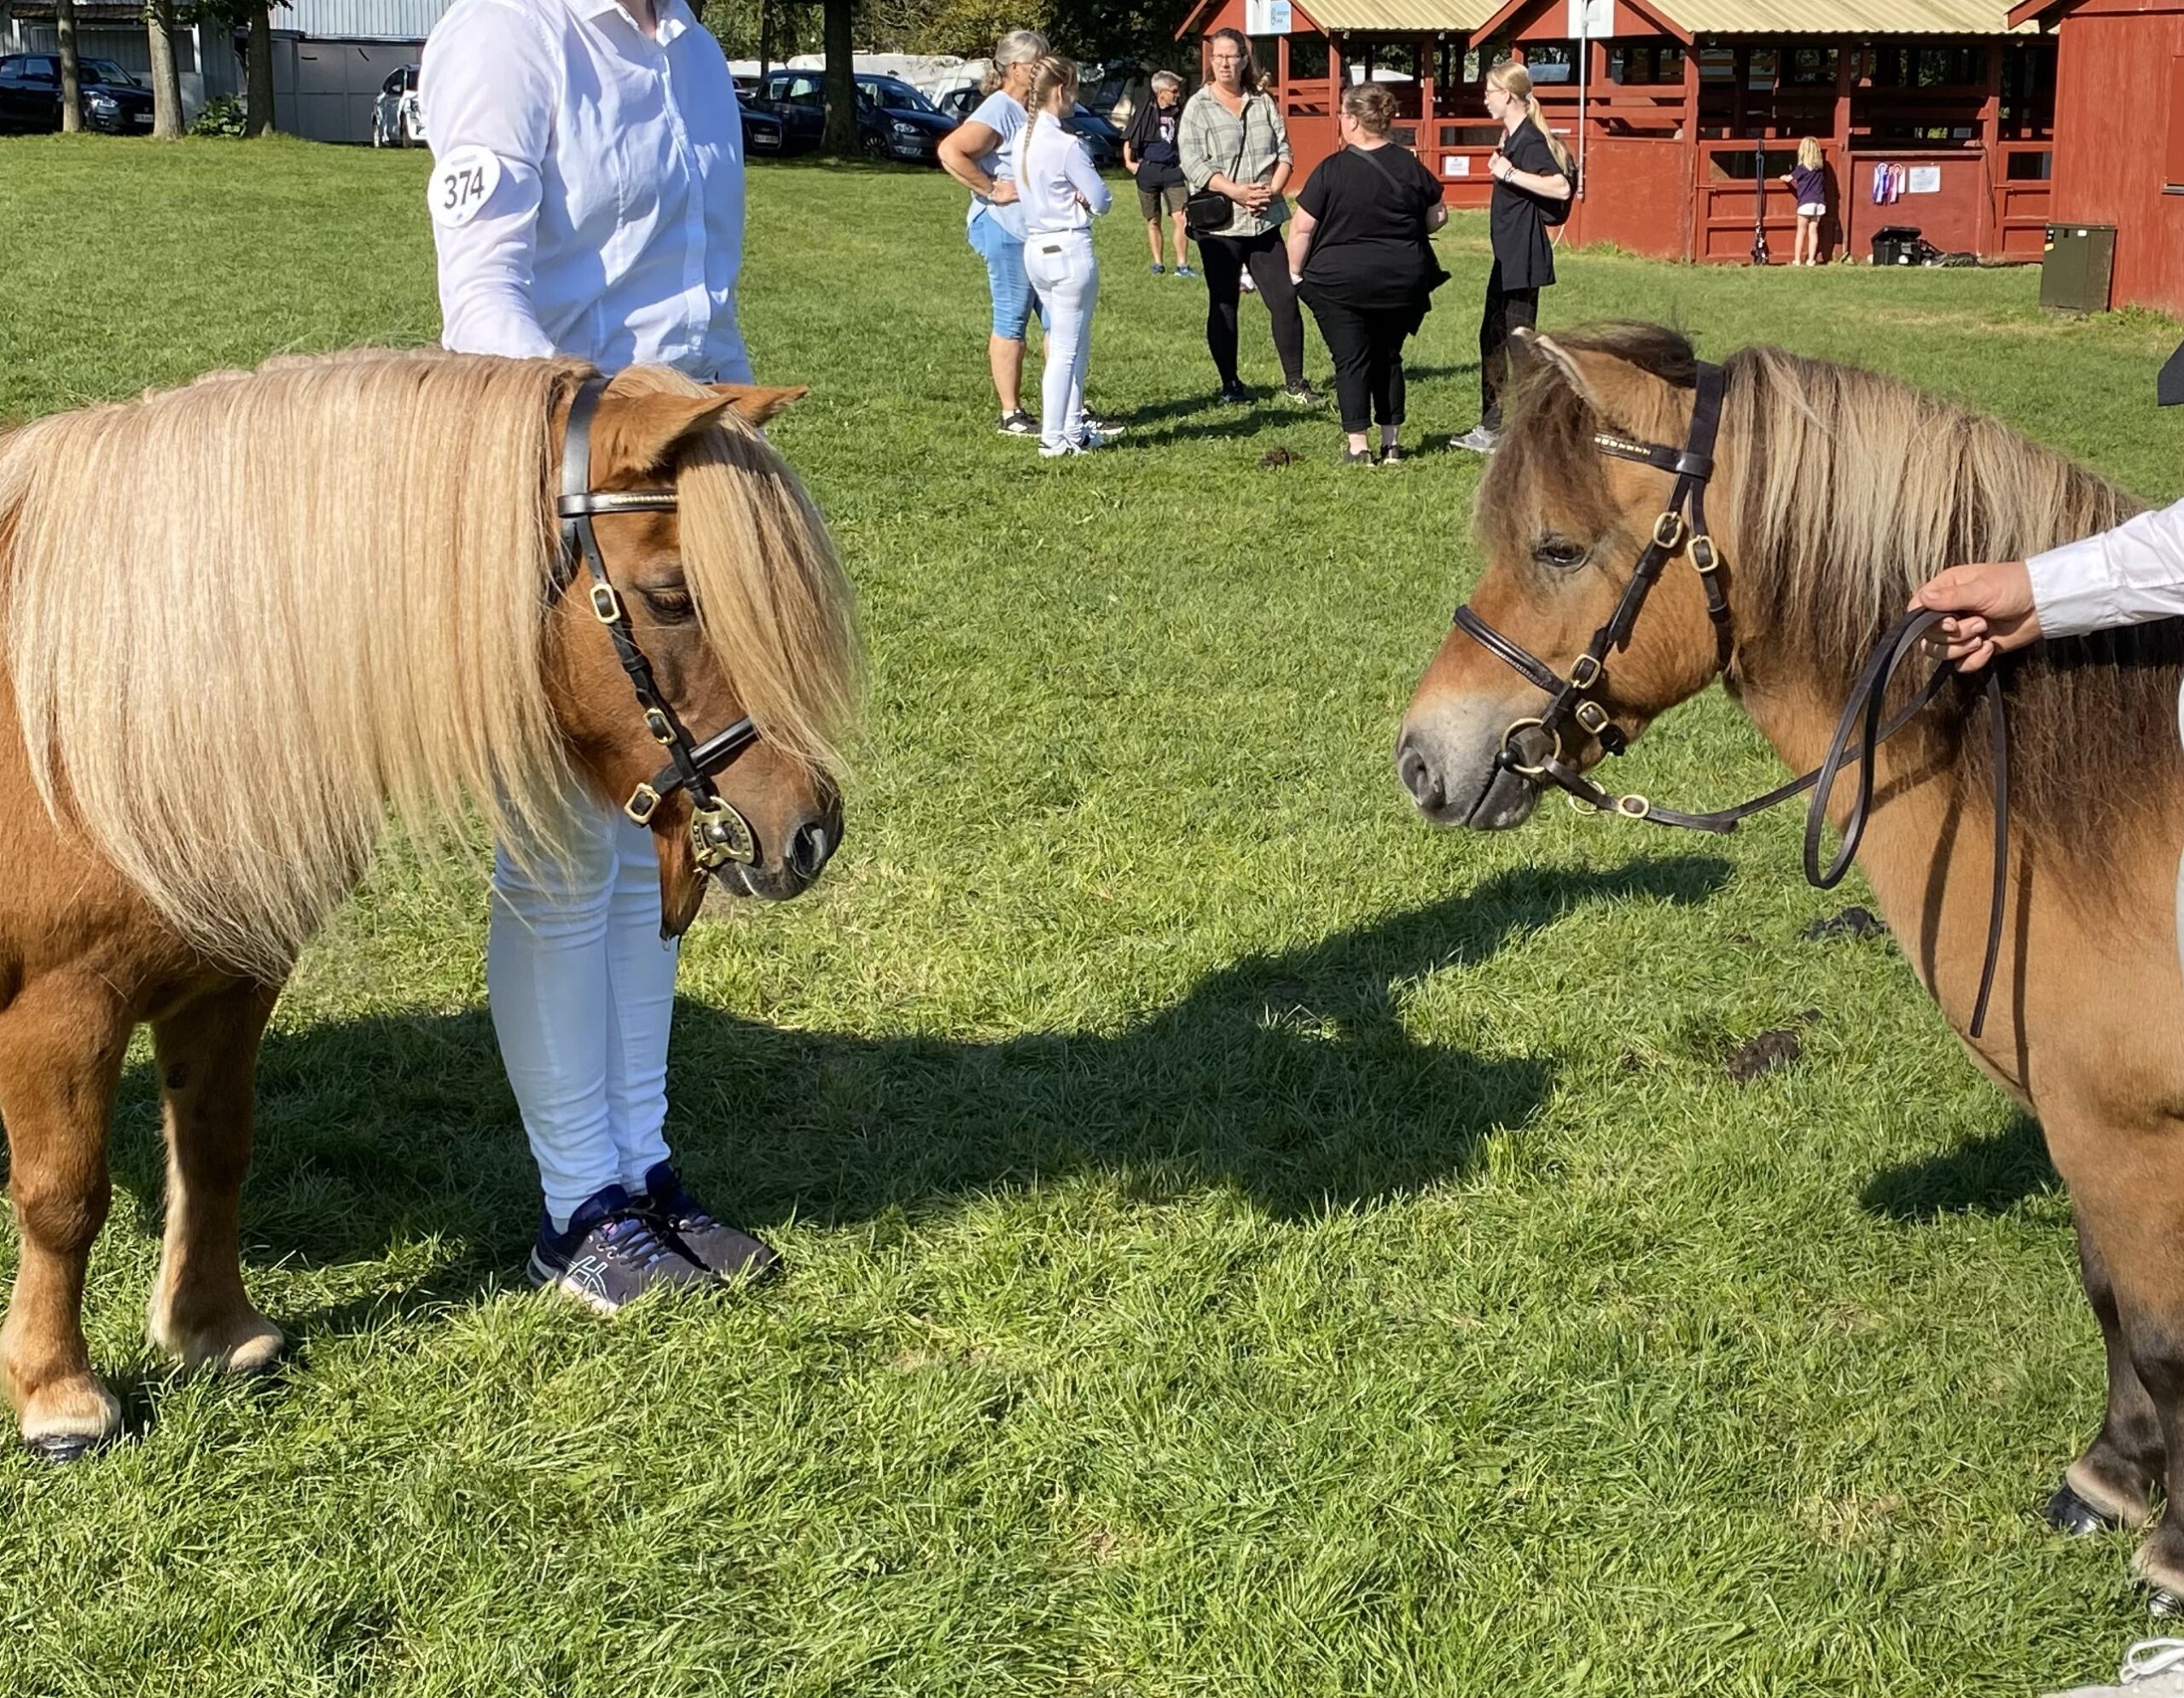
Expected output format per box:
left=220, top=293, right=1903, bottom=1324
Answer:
left=145, top=0, right=183, bottom=139
left=245, top=0, right=273, bottom=136
left=820, top=0, right=855, bottom=157
left=757, top=0, right=770, bottom=79
left=55, top=0, right=80, bottom=134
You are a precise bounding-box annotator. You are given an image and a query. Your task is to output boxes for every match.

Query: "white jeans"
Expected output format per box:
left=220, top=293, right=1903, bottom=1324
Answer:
left=1024, top=230, right=1097, bottom=449
left=488, top=786, right=677, bottom=1230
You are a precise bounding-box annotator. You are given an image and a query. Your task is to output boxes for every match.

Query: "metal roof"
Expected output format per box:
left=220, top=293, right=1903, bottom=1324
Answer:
left=1298, top=0, right=1496, bottom=28
left=1658, top=0, right=2021, bottom=32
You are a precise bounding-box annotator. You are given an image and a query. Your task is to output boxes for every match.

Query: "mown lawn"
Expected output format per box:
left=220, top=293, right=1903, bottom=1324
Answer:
left=3, top=135, right=2184, bottom=1698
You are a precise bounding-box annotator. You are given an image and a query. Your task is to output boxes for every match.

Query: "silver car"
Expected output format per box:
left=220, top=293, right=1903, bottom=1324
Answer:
left=369, top=63, right=424, bottom=148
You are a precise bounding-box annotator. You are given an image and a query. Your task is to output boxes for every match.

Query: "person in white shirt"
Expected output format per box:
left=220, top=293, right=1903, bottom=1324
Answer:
left=1015, top=56, right=1111, bottom=457
left=420, top=0, right=779, bottom=1311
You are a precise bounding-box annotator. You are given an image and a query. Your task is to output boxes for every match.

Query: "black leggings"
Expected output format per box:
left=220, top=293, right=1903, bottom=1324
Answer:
left=1306, top=295, right=1419, bottom=434
left=1198, top=228, right=1307, bottom=389
left=1478, top=261, right=1541, bottom=431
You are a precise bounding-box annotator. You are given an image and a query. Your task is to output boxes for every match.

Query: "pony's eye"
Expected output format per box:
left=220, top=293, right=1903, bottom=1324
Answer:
left=638, top=584, right=694, bottom=622
left=1534, top=536, right=1589, bottom=571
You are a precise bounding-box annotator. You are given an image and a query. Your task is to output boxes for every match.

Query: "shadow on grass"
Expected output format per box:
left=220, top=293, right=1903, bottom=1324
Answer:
left=1857, top=1111, right=2059, bottom=1222
left=102, top=855, right=1731, bottom=1335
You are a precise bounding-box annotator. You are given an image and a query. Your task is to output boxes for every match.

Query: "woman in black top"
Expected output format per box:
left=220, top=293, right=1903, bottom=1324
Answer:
left=1452, top=60, right=1572, bottom=454
left=1286, top=83, right=1448, bottom=464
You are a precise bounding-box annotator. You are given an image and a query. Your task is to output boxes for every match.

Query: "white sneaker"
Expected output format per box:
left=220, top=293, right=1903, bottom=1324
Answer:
left=1449, top=424, right=1502, bottom=455
left=1040, top=428, right=1109, bottom=457
left=2046, top=1638, right=2184, bottom=1696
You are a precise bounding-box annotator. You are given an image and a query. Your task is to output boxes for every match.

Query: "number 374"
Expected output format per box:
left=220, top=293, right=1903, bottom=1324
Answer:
left=441, top=166, right=487, bottom=211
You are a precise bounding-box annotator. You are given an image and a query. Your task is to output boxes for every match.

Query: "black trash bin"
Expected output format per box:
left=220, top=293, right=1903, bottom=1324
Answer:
left=1871, top=225, right=1922, bottom=266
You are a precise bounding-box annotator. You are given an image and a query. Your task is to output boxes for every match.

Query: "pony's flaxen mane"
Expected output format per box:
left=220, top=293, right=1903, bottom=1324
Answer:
left=1499, top=324, right=2179, bottom=852
left=0, top=350, right=857, bottom=977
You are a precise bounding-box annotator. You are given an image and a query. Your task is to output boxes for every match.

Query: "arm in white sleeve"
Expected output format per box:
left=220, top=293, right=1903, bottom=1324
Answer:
left=1066, top=136, right=1111, bottom=217
left=420, top=0, right=560, bottom=359
left=2026, top=495, right=2184, bottom=640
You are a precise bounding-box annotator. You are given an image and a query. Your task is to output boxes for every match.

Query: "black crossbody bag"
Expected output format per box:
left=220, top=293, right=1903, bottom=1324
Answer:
left=1185, top=97, right=1251, bottom=241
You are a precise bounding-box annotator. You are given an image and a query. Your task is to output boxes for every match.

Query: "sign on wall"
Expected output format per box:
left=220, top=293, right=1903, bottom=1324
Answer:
left=1245, top=0, right=1292, bottom=32
left=1566, top=0, right=1612, bottom=36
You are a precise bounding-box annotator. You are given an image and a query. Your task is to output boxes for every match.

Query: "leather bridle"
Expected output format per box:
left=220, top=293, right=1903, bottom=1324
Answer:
left=1447, top=358, right=2009, bottom=1038
left=553, top=375, right=762, bottom=877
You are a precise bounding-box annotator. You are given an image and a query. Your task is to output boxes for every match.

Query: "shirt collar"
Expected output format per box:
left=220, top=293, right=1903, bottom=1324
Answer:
left=576, top=0, right=691, bottom=45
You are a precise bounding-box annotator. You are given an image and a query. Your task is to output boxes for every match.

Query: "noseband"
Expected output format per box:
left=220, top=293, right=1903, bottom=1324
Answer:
left=1448, top=359, right=2008, bottom=1038
left=554, top=375, right=762, bottom=876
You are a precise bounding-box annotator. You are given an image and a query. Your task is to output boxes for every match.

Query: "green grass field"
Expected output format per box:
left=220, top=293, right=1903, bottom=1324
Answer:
left=4, top=134, right=2184, bottom=1697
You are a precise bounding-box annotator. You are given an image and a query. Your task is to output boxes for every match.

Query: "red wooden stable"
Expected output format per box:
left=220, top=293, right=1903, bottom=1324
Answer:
left=2010, top=0, right=2184, bottom=315
left=1175, top=0, right=2056, bottom=264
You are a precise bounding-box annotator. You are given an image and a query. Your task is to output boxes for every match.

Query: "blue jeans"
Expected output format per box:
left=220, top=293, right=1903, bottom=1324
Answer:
left=968, top=209, right=1044, bottom=341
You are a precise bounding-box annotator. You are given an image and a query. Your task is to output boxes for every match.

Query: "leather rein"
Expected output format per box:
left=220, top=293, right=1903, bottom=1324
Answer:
left=1448, top=359, right=2009, bottom=1038
left=553, top=375, right=763, bottom=877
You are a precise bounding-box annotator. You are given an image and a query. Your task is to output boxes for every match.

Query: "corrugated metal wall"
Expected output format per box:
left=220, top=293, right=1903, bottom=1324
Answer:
left=281, top=0, right=450, bottom=41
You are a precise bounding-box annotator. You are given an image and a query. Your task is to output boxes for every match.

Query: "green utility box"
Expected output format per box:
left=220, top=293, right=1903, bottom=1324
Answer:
left=2041, top=224, right=2117, bottom=314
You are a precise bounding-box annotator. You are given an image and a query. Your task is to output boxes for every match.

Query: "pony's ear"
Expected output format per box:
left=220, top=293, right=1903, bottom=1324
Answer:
left=1516, top=329, right=1672, bottom=437
left=709, top=382, right=809, bottom=427
left=596, top=389, right=739, bottom=477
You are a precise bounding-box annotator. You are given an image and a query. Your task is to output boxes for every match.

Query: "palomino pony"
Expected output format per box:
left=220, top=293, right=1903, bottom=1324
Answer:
left=0, top=350, right=859, bottom=1459
left=1397, top=323, right=2184, bottom=1598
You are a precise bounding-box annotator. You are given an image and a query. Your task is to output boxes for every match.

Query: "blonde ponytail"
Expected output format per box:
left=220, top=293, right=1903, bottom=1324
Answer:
left=1485, top=60, right=1573, bottom=176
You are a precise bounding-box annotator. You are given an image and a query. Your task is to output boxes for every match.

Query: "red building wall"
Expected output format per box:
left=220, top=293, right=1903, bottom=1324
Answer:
left=2043, top=1, right=2184, bottom=315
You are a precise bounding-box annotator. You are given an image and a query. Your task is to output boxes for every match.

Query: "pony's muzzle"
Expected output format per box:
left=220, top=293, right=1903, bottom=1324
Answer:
left=1396, top=705, right=1543, bottom=831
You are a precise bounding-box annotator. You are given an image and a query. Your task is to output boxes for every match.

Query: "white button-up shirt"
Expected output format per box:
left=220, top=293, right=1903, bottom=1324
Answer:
left=419, top=0, right=751, bottom=381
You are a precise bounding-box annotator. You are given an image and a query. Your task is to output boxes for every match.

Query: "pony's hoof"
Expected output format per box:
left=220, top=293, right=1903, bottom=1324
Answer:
left=2048, top=1480, right=2129, bottom=1537
left=23, top=1430, right=107, bottom=1463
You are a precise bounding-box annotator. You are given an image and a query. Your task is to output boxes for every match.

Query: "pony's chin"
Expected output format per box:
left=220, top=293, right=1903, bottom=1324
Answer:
left=1459, top=765, right=1540, bottom=830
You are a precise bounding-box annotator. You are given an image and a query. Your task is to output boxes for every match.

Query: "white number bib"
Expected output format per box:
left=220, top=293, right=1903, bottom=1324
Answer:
left=428, top=145, right=503, bottom=228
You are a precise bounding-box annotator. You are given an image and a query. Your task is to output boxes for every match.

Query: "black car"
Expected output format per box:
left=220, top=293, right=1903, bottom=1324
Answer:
left=0, top=54, right=154, bottom=134
left=745, top=70, right=953, bottom=163
left=741, top=103, right=786, bottom=158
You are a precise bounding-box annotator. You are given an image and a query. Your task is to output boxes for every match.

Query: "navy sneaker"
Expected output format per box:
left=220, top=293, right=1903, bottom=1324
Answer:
left=1079, top=404, right=1123, bottom=435
left=527, top=1184, right=713, bottom=1314
left=639, top=1162, right=781, bottom=1285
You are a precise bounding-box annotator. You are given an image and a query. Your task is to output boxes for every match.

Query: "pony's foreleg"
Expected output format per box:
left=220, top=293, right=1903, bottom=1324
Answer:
left=0, top=974, right=131, bottom=1459
left=2050, top=1215, right=2162, bottom=1533
left=2065, top=1149, right=2184, bottom=1602
left=144, top=982, right=283, bottom=1376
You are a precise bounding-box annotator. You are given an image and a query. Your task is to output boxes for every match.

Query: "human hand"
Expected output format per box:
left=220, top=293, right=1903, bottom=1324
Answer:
left=1240, top=182, right=1273, bottom=211
left=1908, top=561, right=2040, bottom=671
left=988, top=179, right=1019, bottom=206
left=1488, top=154, right=1512, bottom=183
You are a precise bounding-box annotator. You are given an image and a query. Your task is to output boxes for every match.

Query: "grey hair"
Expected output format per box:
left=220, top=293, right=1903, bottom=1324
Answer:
left=1151, top=69, right=1183, bottom=91
left=995, top=29, right=1048, bottom=67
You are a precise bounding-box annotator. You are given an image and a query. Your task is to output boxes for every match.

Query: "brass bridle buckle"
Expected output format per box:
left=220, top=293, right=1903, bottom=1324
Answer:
left=1652, top=510, right=1687, bottom=552
left=690, top=797, right=758, bottom=870
left=1689, top=533, right=1720, bottom=574
left=1567, top=653, right=1604, bottom=691
left=1572, top=699, right=1612, bottom=738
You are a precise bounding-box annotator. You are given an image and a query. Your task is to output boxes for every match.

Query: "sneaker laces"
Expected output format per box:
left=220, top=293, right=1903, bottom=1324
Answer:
left=2123, top=1640, right=2184, bottom=1682
left=597, top=1212, right=680, bottom=1273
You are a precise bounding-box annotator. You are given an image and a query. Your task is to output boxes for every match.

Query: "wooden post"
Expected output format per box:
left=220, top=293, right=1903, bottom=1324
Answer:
left=1731, top=42, right=1749, bottom=137
left=1978, top=38, right=2003, bottom=258
left=1417, top=32, right=1434, bottom=163
left=1684, top=32, right=1702, bottom=260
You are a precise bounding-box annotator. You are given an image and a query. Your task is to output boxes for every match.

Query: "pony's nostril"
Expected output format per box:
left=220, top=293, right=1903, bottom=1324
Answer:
left=1397, top=742, right=1445, bottom=811
left=787, top=821, right=832, bottom=880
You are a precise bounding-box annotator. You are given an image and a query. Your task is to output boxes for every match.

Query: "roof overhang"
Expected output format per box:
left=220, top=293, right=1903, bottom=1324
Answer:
left=1468, top=0, right=1691, bottom=42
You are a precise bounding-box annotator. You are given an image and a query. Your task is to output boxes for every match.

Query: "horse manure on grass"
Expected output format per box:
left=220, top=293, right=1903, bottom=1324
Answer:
left=1804, top=906, right=1882, bottom=941
left=1726, top=1026, right=1807, bottom=1084
left=1258, top=446, right=1302, bottom=469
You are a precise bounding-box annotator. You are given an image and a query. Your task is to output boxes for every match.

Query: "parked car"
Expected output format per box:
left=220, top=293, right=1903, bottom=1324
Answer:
left=1068, top=102, right=1124, bottom=171
left=744, top=69, right=954, bottom=163
left=0, top=53, right=154, bottom=134
left=369, top=62, right=425, bottom=148
left=854, top=73, right=953, bottom=162
left=935, top=84, right=979, bottom=125
left=741, top=103, right=786, bottom=158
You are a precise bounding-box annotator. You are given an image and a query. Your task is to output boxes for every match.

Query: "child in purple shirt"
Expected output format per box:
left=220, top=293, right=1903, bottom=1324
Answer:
left=1786, top=137, right=1827, bottom=267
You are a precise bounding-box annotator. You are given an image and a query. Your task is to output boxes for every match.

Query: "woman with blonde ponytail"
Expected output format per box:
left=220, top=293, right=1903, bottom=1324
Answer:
left=1015, top=55, right=1112, bottom=455
left=1452, top=59, right=1573, bottom=454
